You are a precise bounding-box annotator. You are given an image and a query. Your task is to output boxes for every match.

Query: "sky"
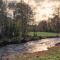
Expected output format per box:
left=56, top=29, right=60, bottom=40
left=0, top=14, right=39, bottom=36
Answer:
left=24, top=0, right=60, bottom=24
left=34, top=0, right=60, bottom=24
left=3, top=0, right=60, bottom=24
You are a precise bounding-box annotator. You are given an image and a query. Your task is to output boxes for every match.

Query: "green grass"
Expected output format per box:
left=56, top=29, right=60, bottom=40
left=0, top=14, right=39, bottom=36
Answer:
left=28, top=32, right=60, bottom=37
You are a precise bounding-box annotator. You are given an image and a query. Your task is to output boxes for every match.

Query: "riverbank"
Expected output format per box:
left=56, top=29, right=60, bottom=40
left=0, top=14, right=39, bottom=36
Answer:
left=17, top=46, right=60, bottom=60
left=0, top=38, right=60, bottom=60
left=0, top=32, right=60, bottom=47
left=28, top=32, right=60, bottom=37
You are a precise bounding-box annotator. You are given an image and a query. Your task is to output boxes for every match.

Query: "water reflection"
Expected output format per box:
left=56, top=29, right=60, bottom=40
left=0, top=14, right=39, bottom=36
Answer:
left=0, top=38, right=60, bottom=59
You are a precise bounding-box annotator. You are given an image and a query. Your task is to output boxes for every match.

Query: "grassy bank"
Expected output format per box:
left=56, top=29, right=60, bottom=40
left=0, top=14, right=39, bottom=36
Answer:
left=0, top=32, right=60, bottom=46
left=28, top=32, right=60, bottom=38
left=14, top=46, right=60, bottom=60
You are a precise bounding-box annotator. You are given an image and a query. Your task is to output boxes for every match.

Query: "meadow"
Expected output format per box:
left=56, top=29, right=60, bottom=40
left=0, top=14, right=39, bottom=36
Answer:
left=28, top=32, right=60, bottom=38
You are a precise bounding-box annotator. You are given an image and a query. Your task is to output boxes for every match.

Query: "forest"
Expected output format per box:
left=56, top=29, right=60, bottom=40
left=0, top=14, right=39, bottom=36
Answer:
left=0, top=0, right=60, bottom=45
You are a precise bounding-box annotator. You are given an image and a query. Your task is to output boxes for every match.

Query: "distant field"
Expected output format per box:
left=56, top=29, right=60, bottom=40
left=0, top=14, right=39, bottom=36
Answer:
left=28, top=32, right=60, bottom=37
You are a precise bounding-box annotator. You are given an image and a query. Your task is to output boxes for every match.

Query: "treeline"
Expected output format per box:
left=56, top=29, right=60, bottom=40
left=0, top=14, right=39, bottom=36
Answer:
left=0, top=0, right=34, bottom=45
left=28, top=15, right=60, bottom=33
left=0, top=0, right=60, bottom=45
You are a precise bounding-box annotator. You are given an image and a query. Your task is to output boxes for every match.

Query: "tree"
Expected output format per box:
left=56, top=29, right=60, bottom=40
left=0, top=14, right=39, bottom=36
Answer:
left=14, top=2, right=34, bottom=40
left=0, top=0, right=6, bottom=12
left=8, top=2, right=16, bottom=9
left=38, top=20, right=48, bottom=32
left=0, top=0, right=3, bottom=9
left=50, top=7, right=60, bottom=33
left=50, top=15, right=60, bottom=33
left=0, top=0, right=7, bottom=38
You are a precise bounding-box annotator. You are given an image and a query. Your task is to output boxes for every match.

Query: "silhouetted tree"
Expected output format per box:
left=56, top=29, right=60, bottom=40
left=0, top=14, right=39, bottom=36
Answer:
left=38, top=20, right=48, bottom=32
left=50, top=7, right=60, bottom=34
left=51, top=15, right=60, bottom=33
left=14, top=2, right=34, bottom=40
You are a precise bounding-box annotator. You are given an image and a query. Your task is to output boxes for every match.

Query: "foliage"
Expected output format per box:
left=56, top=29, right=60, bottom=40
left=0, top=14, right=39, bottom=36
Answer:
left=38, top=20, right=48, bottom=32
left=14, top=2, right=34, bottom=39
left=0, top=0, right=60, bottom=44
left=50, top=15, right=60, bottom=33
left=0, top=0, right=3, bottom=9
left=0, top=1, right=34, bottom=43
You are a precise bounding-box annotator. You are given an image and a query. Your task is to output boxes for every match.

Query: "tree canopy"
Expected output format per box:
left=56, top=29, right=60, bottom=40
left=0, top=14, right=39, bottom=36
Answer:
left=14, top=2, right=34, bottom=39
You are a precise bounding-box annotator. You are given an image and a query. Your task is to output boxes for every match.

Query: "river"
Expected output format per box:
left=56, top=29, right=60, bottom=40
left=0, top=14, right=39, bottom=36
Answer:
left=0, top=38, right=60, bottom=60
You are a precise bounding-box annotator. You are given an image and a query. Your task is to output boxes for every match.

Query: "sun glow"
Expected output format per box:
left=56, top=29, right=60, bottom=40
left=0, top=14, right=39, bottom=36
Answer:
left=22, top=0, right=60, bottom=24
left=3, top=0, right=60, bottom=24
left=35, top=3, right=54, bottom=21
left=21, top=0, right=60, bottom=22
left=33, top=1, right=60, bottom=24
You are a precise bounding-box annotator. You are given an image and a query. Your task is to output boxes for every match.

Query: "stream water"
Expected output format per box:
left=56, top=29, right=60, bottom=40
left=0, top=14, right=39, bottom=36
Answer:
left=0, top=38, right=60, bottom=60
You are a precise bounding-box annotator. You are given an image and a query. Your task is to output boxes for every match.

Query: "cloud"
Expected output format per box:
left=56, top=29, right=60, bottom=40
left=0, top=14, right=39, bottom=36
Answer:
left=34, top=0, right=60, bottom=3
left=3, top=0, right=60, bottom=24
left=34, top=0, right=44, bottom=3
